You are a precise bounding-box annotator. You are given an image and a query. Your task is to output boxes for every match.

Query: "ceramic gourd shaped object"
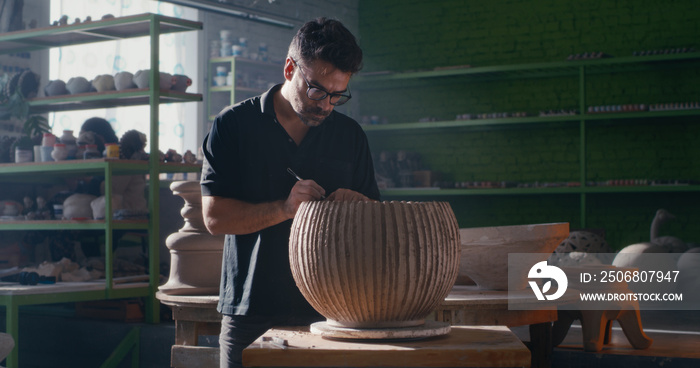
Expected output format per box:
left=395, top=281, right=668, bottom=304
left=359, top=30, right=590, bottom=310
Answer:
left=66, top=77, right=93, bottom=94
left=171, top=74, right=192, bottom=92
left=132, top=69, right=174, bottom=90
left=114, top=71, right=136, bottom=90
left=44, top=80, right=69, bottom=96
left=91, top=74, right=115, bottom=92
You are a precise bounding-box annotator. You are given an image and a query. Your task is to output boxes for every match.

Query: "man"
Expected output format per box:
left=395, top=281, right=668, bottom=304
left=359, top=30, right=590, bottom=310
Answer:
left=200, top=18, right=381, bottom=368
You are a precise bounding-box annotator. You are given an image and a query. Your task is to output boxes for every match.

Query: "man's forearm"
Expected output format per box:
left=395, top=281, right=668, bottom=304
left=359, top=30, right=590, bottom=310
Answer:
left=202, top=195, right=290, bottom=235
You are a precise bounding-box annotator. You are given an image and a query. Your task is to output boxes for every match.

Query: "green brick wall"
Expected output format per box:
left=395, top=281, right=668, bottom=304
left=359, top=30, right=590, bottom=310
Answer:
left=359, top=0, right=699, bottom=71
left=357, top=0, right=700, bottom=249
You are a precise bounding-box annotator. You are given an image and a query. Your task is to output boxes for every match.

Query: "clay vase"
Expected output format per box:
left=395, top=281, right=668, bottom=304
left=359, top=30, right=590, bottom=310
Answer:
left=459, top=222, right=569, bottom=290
left=289, top=200, right=460, bottom=328
left=159, top=181, right=225, bottom=295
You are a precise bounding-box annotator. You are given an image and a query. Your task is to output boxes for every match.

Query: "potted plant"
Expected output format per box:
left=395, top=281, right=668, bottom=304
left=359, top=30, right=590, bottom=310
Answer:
left=1, top=98, right=49, bottom=163
left=0, top=71, right=50, bottom=163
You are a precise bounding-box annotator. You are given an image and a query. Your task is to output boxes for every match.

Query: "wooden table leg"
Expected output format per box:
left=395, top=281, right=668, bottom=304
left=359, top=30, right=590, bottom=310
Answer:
left=529, top=322, right=552, bottom=368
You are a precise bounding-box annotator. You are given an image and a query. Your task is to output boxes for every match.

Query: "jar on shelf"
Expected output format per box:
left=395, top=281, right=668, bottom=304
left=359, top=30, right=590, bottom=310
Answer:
left=238, top=37, right=248, bottom=58
left=221, top=41, right=232, bottom=57
left=51, top=143, right=67, bottom=161
left=103, top=143, right=120, bottom=159
left=59, top=129, right=78, bottom=159
left=232, top=44, right=242, bottom=57
left=210, top=40, right=221, bottom=58
left=258, top=42, right=268, bottom=62
left=219, top=29, right=231, bottom=43
left=33, top=145, right=42, bottom=162
left=41, top=132, right=56, bottom=147
left=14, top=147, right=33, bottom=163
left=83, top=144, right=101, bottom=159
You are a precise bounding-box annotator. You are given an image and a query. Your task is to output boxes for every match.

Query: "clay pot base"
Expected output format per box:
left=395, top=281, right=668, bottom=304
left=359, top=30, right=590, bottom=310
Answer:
left=310, top=320, right=451, bottom=341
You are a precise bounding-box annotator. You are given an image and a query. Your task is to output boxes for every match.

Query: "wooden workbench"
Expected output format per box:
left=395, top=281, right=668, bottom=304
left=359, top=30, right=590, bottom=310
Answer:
left=433, top=285, right=576, bottom=368
left=243, top=325, right=531, bottom=367
left=435, top=285, right=559, bottom=326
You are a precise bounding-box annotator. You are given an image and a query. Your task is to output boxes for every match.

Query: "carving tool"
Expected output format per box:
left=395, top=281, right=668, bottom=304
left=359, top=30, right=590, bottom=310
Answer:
left=287, top=167, right=326, bottom=200
left=262, top=336, right=289, bottom=349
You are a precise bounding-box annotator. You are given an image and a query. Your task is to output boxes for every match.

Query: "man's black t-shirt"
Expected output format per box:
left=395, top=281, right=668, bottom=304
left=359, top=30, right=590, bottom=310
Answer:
left=201, top=84, right=380, bottom=318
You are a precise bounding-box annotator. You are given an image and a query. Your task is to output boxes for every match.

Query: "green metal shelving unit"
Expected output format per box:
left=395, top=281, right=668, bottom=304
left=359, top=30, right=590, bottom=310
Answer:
left=0, top=13, right=202, bottom=368
left=355, top=53, right=700, bottom=228
left=206, top=56, right=280, bottom=121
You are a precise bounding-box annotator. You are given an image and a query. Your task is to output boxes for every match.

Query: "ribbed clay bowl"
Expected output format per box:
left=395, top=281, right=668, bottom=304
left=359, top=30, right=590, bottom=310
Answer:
left=289, top=201, right=460, bottom=329
left=459, top=222, right=569, bottom=290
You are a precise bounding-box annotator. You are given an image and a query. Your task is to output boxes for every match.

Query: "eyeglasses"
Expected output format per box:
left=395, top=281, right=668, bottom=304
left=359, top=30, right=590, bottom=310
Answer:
left=291, top=58, right=352, bottom=106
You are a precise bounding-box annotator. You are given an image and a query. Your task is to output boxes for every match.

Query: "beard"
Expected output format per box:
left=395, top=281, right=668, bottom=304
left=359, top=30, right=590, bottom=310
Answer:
left=296, top=105, right=331, bottom=127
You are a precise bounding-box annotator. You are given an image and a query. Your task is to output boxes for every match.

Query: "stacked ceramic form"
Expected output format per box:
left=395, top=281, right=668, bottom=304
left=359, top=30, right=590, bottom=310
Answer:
left=159, top=181, right=224, bottom=295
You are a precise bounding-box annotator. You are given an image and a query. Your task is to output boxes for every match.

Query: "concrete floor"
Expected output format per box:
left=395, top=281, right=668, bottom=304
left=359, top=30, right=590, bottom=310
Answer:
left=6, top=306, right=700, bottom=367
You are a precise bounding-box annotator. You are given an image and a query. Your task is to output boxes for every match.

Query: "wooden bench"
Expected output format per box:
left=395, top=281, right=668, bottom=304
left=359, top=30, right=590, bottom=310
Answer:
left=433, top=285, right=578, bottom=368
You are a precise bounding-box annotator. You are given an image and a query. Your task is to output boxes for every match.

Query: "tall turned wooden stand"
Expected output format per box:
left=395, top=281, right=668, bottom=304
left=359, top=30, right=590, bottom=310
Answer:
left=156, top=292, right=221, bottom=368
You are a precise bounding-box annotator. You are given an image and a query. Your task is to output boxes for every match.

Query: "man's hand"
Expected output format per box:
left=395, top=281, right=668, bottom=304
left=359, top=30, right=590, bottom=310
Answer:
left=325, top=188, right=371, bottom=202
left=283, top=179, right=326, bottom=218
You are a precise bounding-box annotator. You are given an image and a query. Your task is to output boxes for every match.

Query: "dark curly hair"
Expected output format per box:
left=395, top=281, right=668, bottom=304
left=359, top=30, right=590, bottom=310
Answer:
left=288, top=17, right=363, bottom=74
left=79, top=117, right=118, bottom=153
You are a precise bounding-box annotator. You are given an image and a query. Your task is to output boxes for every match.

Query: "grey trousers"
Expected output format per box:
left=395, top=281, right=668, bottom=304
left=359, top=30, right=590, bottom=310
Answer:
left=219, top=313, right=323, bottom=368
left=219, top=315, right=274, bottom=368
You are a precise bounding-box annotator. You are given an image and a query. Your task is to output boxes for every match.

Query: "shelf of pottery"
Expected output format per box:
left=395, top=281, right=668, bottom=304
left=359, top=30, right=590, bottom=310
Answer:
left=206, top=29, right=283, bottom=121
left=355, top=50, right=700, bottom=227
left=0, top=13, right=202, bottom=368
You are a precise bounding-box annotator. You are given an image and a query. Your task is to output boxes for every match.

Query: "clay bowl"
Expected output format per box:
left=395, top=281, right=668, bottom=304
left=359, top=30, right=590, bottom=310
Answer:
left=114, top=71, right=136, bottom=90
left=458, top=222, right=569, bottom=290
left=290, top=200, right=460, bottom=329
